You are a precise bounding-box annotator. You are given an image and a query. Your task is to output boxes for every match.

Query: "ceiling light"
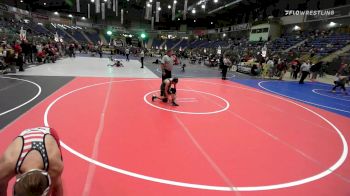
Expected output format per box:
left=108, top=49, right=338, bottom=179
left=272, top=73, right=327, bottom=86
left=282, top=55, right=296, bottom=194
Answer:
left=329, top=22, right=336, bottom=27
left=192, top=9, right=196, bottom=14
left=201, top=4, right=205, bottom=9
left=214, top=0, right=218, bottom=3
left=293, top=25, right=301, bottom=30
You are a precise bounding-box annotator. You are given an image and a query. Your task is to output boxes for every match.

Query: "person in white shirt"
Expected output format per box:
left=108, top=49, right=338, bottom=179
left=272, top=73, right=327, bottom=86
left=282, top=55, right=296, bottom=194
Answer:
left=222, top=55, right=232, bottom=80
left=125, top=47, right=130, bottom=61
left=266, top=58, right=274, bottom=78
left=140, top=49, right=145, bottom=68
left=299, top=60, right=311, bottom=84
left=161, top=50, right=174, bottom=81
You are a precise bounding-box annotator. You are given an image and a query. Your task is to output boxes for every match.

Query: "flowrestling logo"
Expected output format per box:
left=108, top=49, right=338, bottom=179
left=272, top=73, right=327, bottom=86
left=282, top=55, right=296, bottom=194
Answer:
left=285, top=10, right=334, bottom=16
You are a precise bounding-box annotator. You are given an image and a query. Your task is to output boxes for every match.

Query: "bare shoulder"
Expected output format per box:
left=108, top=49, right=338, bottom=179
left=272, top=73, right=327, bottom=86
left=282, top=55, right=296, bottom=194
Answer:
left=1, top=137, right=22, bottom=165
left=0, top=137, right=22, bottom=178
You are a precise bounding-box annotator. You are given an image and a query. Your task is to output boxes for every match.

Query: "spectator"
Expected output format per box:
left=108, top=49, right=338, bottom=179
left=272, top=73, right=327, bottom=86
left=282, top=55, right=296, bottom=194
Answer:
left=310, top=61, right=323, bottom=81
left=299, top=60, right=311, bottom=84
left=140, top=49, right=145, bottom=68
left=222, top=55, right=232, bottom=80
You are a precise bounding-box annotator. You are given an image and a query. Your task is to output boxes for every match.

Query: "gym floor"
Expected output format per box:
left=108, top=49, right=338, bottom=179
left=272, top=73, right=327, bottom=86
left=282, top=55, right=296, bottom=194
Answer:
left=0, top=56, right=349, bottom=196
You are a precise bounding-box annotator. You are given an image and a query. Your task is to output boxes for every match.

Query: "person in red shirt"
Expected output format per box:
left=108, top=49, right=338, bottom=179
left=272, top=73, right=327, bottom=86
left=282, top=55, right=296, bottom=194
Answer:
left=336, top=63, right=348, bottom=77
left=14, top=41, right=24, bottom=71
left=14, top=41, right=22, bottom=54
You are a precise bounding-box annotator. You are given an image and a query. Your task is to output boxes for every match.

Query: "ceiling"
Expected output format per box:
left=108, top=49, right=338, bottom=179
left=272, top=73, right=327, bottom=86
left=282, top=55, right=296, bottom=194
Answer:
left=1, top=0, right=345, bottom=29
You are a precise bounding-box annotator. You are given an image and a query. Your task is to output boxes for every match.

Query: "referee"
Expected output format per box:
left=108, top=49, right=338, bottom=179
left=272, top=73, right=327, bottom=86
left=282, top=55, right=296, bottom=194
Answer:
left=161, top=50, right=173, bottom=81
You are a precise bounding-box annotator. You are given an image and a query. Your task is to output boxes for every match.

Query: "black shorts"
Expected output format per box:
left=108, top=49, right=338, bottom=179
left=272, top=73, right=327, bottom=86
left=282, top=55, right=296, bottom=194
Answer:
left=162, top=70, right=172, bottom=81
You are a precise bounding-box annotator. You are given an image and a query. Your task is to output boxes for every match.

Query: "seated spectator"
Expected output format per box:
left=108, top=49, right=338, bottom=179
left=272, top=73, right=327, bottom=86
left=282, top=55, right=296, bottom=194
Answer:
left=37, top=50, right=46, bottom=64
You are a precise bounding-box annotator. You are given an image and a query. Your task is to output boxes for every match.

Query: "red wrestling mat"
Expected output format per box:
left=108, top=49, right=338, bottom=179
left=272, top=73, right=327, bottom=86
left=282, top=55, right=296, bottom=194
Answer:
left=1, top=77, right=350, bottom=196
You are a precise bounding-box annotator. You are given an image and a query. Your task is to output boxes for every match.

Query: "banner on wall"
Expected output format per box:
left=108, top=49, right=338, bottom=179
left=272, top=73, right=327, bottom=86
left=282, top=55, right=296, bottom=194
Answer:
left=121, top=9, right=124, bottom=24
left=32, top=13, right=49, bottom=22
left=76, top=0, right=80, bottom=12
left=148, top=4, right=153, bottom=20
left=223, top=27, right=230, bottom=32
left=101, top=3, right=105, bottom=20
left=95, top=0, right=100, bottom=13
left=88, top=4, right=91, bottom=18
left=232, top=23, right=250, bottom=31
left=183, top=0, right=188, bottom=20
left=172, top=1, right=176, bottom=21
left=151, top=16, right=154, bottom=30
left=50, top=17, right=72, bottom=25
left=107, top=0, right=111, bottom=9
left=145, top=3, right=149, bottom=19
left=76, top=21, right=92, bottom=27
left=156, top=2, right=160, bottom=22
left=193, top=29, right=207, bottom=36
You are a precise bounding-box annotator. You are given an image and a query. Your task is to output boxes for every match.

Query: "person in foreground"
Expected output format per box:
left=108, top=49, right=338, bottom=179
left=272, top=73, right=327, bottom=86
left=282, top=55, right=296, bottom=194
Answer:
left=0, top=127, right=63, bottom=196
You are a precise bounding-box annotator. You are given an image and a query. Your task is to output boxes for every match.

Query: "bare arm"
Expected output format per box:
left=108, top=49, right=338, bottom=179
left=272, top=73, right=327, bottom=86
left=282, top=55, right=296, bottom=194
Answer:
left=50, top=167, right=63, bottom=196
left=48, top=155, right=64, bottom=196
left=0, top=157, right=12, bottom=196
left=46, top=136, right=64, bottom=196
left=0, top=141, right=17, bottom=196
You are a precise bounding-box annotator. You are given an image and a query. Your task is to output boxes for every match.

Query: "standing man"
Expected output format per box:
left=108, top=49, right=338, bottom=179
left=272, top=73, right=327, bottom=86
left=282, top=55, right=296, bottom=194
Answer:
left=299, top=60, right=311, bottom=84
left=161, top=50, right=173, bottom=81
left=68, top=43, right=75, bottom=58
left=140, top=49, right=145, bottom=68
left=222, top=55, right=232, bottom=80
left=125, top=47, right=130, bottom=61
left=0, top=127, right=64, bottom=196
